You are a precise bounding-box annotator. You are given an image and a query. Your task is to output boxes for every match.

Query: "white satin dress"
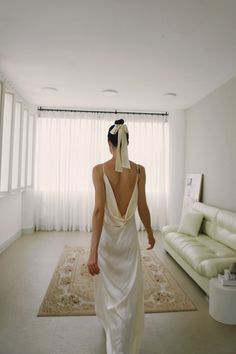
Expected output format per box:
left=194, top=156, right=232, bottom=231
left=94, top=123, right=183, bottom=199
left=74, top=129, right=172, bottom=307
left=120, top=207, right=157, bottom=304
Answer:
left=95, top=166, right=144, bottom=354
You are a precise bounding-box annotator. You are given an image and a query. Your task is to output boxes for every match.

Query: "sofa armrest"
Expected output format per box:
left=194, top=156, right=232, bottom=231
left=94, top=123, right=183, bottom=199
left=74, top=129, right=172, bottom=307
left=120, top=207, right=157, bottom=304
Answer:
left=199, top=257, right=236, bottom=278
left=161, top=225, right=179, bottom=236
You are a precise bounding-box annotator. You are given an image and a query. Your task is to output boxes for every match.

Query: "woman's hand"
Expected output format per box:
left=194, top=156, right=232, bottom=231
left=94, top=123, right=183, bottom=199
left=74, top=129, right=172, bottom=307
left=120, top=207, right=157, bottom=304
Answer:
left=146, top=233, right=156, bottom=250
left=87, top=251, right=100, bottom=276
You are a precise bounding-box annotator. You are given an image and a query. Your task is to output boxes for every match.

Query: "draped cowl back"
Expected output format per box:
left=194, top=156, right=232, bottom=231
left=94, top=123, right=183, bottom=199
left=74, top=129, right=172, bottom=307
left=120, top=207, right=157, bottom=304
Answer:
left=94, top=166, right=144, bottom=354
left=103, top=174, right=138, bottom=227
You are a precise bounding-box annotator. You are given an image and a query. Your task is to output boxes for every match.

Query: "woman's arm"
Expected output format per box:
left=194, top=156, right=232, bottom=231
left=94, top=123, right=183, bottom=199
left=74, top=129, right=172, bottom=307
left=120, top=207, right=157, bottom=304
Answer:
left=87, top=165, right=105, bottom=276
left=137, top=165, right=156, bottom=250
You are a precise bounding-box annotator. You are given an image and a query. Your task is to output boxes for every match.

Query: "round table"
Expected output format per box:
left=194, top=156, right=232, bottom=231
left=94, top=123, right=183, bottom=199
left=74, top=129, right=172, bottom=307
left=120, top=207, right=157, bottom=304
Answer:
left=209, top=278, right=236, bottom=325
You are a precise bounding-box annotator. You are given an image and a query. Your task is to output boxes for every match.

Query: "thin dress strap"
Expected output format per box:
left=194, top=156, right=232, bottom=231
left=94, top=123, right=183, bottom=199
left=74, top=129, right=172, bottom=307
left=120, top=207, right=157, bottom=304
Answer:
left=102, top=163, right=105, bottom=176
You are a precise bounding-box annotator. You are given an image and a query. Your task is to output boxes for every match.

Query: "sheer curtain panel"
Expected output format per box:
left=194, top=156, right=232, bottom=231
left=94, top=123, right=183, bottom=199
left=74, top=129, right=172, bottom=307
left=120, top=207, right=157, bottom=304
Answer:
left=34, top=111, right=169, bottom=231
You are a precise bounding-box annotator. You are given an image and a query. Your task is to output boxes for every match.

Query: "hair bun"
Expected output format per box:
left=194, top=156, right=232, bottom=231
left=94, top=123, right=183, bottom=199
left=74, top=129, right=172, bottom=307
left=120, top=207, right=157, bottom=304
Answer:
left=114, top=118, right=124, bottom=125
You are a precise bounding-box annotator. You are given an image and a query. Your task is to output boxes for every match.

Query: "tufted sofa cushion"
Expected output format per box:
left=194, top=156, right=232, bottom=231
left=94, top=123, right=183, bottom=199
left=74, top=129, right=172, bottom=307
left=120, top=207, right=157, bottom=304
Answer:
left=165, top=232, right=236, bottom=277
left=215, top=210, right=236, bottom=251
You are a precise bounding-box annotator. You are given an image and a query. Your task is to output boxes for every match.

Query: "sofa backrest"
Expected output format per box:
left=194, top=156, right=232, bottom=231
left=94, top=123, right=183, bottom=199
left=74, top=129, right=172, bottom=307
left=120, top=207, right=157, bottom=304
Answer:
left=192, top=202, right=218, bottom=238
left=215, top=210, right=236, bottom=251
left=192, top=202, right=236, bottom=251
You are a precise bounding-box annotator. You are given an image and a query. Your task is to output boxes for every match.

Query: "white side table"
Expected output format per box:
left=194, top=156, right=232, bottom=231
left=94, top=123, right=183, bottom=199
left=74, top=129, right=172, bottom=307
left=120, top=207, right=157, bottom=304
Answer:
left=209, top=278, right=236, bottom=325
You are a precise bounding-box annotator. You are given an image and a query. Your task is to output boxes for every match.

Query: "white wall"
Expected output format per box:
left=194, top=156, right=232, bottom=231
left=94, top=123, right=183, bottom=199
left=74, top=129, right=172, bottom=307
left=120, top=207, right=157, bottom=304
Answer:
left=22, top=189, right=35, bottom=230
left=0, top=190, right=35, bottom=252
left=0, top=193, right=22, bottom=251
left=167, top=110, right=186, bottom=224
left=185, top=75, right=236, bottom=212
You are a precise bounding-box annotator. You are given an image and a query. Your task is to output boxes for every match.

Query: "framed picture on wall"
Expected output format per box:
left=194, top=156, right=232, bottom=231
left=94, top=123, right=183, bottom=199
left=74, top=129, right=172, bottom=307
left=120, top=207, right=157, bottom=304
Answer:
left=181, top=174, right=203, bottom=219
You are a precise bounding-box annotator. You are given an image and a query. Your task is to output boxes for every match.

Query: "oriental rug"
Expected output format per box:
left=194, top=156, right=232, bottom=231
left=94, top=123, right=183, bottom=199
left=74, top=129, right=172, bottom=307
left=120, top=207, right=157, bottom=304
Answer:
left=37, top=245, right=196, bottom=316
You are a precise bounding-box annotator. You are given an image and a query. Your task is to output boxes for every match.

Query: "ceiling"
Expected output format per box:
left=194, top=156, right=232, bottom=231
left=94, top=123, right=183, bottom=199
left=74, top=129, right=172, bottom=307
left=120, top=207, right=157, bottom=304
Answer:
left=1, top=0, right=236, bottom=112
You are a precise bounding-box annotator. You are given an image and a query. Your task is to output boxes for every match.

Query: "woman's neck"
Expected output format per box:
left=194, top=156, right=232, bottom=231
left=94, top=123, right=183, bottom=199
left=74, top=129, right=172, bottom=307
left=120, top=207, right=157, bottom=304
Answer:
left=111, top=148, right=117, bottom=159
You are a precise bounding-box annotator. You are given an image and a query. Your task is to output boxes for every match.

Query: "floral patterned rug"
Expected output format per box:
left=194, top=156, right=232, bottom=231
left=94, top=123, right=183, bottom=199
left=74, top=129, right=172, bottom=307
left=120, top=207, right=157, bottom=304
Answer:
left=37, top=245, right=196, bottom=316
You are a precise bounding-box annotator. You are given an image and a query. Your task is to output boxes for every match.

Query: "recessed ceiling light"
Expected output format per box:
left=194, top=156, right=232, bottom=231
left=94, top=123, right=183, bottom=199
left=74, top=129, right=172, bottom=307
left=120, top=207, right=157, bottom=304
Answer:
left=164, top=92, right=177, bottom=97
left=42, top=86, right=58, bottom=92
left=102, top=89, right=118, bottom=96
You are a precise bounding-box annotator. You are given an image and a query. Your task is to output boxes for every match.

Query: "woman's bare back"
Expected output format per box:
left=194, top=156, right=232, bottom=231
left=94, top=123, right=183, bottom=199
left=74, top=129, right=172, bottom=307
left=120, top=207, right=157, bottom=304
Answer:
left=103, top=160, right=139, bottom=217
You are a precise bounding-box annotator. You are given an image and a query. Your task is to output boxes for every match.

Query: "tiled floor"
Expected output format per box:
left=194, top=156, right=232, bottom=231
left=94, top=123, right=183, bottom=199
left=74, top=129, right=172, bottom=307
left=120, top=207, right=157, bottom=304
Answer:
left=0, top=231, right=236, bottom=354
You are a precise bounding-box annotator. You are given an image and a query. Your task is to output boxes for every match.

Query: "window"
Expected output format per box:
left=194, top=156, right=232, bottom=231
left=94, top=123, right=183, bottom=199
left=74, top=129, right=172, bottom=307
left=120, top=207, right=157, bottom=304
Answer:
left=34, top=113, right=169, bottom=230
left=0, top=81, right=35, bottom=195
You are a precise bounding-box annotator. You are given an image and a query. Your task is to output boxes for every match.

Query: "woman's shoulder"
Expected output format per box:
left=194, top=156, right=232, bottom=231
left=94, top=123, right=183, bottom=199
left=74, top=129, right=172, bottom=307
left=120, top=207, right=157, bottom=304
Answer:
left=93, top=160, right=112, bottom=172
left=129, top=161, right=145, bottom=172
left=92, top=163, right=104, bottom=177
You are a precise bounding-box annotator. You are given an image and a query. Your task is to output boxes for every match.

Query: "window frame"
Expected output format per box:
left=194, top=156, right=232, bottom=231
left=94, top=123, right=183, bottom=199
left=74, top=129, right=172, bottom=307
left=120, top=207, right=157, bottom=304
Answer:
left=7, top=91, right=16, bottom=193
left=27, top=113, right=35, bottom=187
left=20, top=107, right=29, bottom=190
left=0, top=81, right=5, bottom=194
left=11, top=100, right=23, bottom=192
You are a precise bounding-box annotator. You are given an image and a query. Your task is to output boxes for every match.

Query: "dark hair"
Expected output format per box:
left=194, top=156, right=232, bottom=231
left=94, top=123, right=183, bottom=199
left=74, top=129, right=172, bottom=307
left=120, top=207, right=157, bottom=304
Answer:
left=107, top=119, right=129, bottom=147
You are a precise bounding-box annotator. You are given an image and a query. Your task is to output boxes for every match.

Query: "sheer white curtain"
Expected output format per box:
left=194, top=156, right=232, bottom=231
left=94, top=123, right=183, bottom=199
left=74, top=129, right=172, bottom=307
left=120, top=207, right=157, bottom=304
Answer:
left=34, top=111, right=169, bottom=231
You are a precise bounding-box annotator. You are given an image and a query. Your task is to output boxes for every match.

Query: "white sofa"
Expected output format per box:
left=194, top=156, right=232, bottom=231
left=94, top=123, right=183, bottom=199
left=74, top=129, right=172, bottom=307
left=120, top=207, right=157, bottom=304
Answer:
left=162, top=202, right=236, bottom=295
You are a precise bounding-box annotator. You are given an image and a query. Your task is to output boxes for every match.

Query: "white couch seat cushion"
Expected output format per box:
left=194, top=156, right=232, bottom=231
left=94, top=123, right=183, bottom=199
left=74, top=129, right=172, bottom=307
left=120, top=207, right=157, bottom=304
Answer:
left=165, top=232, right=236, bottom=277
left=196, top=235, right=236, bottom=257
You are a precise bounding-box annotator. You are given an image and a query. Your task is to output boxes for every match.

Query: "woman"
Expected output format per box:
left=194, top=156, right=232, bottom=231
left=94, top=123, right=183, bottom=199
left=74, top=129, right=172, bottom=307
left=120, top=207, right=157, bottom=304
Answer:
left=87, top=119, right=155, bottom=354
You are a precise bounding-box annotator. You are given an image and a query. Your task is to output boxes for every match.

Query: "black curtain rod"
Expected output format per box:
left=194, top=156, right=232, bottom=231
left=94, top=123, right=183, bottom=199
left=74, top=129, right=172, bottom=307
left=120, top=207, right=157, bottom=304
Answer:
left=37, top=107, right=168, bottom=116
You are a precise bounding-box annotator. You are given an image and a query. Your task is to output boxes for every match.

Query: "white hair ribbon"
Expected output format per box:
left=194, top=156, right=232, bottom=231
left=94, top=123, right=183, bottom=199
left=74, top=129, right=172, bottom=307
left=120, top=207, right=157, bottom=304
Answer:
left=110, top=124, right=131, bottom=172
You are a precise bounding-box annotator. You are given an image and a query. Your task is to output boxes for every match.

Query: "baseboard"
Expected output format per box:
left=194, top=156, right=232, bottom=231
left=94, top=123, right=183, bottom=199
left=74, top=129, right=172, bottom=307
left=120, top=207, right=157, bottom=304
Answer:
left=0, top=230, right=22, bottom=255
left=0, top=227, right=35, bottom=255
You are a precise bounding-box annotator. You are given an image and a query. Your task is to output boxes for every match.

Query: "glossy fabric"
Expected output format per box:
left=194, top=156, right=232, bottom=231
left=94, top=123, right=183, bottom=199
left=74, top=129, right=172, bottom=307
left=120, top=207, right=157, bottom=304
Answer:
left=109, top=124, right=131, bottom=172
left=95, top=173, right=144, bottom=354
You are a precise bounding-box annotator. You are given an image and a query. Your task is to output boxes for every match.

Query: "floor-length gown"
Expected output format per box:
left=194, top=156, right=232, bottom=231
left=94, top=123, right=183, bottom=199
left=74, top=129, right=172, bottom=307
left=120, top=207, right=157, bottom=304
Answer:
left=95, top=166, right=144, bottom=354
